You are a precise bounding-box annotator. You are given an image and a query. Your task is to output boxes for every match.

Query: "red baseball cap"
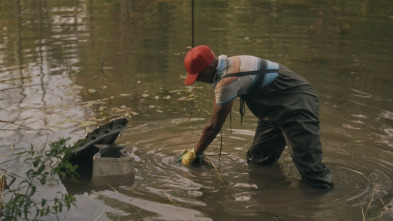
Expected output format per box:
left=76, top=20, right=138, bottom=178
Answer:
left=184, top=45, right=215, bottom=85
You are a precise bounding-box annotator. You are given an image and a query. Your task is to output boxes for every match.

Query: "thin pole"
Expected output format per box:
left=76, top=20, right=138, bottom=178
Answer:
left=191, top=0, right=194, bottom=47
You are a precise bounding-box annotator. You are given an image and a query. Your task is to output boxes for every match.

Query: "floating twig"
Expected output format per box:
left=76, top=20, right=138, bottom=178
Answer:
left=93, top=210, right=106, bottom=221
left=362, top=186, right=378, bottom=221
left=204, top=156, right=222, bottom=182
left=378, top=196, right=385, bottom=206
left=130, top=201, right=144, bottom=219
left=163, top=191, right=181, bottom=207
left=107, top=184, right=118, bottom=193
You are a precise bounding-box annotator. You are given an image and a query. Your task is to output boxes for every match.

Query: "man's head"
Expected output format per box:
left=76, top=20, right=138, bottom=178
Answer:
left=184, top=45, right=216, bottom=85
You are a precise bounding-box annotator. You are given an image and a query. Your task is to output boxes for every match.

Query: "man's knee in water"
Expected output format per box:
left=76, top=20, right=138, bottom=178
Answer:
left=246, top=148, right=281, bottom=165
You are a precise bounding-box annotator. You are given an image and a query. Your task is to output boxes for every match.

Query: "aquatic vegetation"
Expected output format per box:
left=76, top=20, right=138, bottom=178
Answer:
left=360, top=184, right=393, bottom=220
left=0, top=139, right=78, bottom=220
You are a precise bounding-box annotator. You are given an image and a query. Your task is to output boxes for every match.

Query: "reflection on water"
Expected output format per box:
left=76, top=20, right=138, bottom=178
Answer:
left=1, top=0, right=393, bottom=220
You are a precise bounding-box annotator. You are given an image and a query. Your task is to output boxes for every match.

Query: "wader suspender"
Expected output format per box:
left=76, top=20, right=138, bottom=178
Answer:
left=217, top=59, right=279, bottom=157
left=220, top=59, right=279, bottom=124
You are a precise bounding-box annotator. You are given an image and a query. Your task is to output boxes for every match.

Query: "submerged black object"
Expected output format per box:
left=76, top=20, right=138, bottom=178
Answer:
left=64, top=117, right=129, bottom=176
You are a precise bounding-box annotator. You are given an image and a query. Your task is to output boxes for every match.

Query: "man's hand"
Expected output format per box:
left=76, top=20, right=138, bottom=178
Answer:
left=178, top=148, right=203, bottom=166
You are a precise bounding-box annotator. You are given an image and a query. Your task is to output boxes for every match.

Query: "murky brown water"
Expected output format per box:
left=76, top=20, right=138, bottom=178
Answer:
left=1, top=0, right=393, bottom=220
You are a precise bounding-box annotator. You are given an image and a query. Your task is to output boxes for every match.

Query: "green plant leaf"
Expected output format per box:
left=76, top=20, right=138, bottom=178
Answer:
left=13, top=150, right=29, bottom=156
left=3, top=138, right=78, bottom=220
left=41, top=198, right=47, bottom=207
left=29, top=185, right=36, bottom=196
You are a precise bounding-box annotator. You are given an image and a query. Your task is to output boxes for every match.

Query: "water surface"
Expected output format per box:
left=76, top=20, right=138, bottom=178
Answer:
left=1, top=0, right=393, bottom=220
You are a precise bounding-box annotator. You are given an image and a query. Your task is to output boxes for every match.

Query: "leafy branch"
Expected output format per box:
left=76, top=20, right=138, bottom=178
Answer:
left=0, top=138, right=78, bottom=220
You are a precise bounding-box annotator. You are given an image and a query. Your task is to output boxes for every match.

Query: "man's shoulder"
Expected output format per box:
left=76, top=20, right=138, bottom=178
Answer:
left=227, top=55, right=260, bottom=61
left=226, top=55, right=261, bottom=75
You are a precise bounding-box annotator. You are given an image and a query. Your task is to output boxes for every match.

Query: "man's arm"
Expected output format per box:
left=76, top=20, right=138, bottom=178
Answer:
left=194, top=100, right=233, bottom=155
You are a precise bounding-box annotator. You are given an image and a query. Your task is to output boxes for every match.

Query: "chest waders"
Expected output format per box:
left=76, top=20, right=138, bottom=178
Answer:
left=220, top=59, right=333, bottom=189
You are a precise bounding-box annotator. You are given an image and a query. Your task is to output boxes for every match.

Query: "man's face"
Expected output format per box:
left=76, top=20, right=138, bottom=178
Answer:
left=196, top=65, right=215, bottom=84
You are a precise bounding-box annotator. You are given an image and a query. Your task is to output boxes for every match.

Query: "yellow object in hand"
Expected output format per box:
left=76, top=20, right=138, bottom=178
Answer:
left=181, top=148, right=197, bottom=165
